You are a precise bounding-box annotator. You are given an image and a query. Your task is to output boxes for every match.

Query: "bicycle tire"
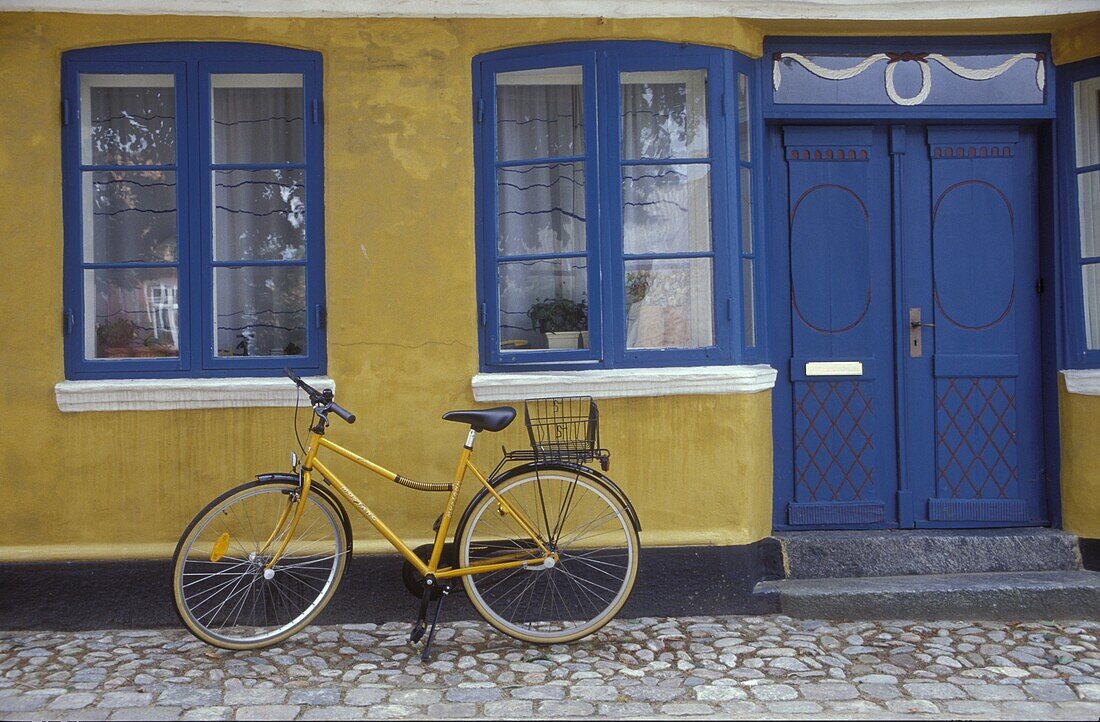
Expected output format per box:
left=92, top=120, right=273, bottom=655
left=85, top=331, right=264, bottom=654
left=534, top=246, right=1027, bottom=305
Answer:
left=171, top=479, right=350, bottom=650
left=457, top=465, right=639, bottom=644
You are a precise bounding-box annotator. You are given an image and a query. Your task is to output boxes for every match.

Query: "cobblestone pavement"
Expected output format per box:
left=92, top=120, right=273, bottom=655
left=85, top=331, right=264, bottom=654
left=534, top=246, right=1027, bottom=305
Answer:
left=1, top=616, right=1099, bottom=720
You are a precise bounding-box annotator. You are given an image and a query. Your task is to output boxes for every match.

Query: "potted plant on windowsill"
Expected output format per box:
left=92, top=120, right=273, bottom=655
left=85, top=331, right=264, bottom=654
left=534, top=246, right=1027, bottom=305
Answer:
left=96, top=318, right=139, bottom=358
left=527, top=296, right=588, bottom=350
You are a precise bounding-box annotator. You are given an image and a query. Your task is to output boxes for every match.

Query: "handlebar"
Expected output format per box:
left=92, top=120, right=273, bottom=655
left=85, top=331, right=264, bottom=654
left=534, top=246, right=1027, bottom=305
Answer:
left=284, top=368, right=356, bottom=425
left=328, top=400, right=356, bottom=424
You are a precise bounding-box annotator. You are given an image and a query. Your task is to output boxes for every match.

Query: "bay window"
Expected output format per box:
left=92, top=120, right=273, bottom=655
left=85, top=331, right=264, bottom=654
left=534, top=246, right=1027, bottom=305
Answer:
left=474, top=42, right=758, bottom=371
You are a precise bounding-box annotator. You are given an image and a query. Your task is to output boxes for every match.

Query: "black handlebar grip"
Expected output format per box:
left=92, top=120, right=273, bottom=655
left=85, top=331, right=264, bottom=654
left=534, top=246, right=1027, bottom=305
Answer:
left=329, top=402, right=356, bottom=424
left=284, top=367, right=322, bottom=399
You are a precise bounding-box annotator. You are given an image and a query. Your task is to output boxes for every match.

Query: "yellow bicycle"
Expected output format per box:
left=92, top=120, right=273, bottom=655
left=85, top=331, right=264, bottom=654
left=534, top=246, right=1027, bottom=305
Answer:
left=171, top=369, right=640, bottom=658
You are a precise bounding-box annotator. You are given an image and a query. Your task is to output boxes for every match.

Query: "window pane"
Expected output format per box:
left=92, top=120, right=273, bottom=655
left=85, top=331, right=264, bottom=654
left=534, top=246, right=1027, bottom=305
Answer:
left=1074, top=76, right=1100, bottom=168
left=1079, top=171, right=1100, bottom=258
left=496, top=66, right=584, bottom=161
left=81, top=74, right=175, bottom=166
left=498, top=258, right=588, bottom=351
left=497, top=163, right=585, bottom=256
left=84, top=170, right=177, bottom=263
left=85, top=268, right=179, bottom=359
left=625, top=258, right=713, bottom=349
left=214, top=266, right=306, bottom=357
left=621, top=70, right=708, bottom=160
left=738, top=72, right=751, bottom=162
left=1086, top=264, right=1100, bottom=350
left=214, top=169, right=305, bottom=261
left=740, top=166, right=753, bottom=254
left=742, top=258, right=756, bottom=348
left=622, top=164, right=711, bottom=254
left=212, top=74, right=304, bottom=164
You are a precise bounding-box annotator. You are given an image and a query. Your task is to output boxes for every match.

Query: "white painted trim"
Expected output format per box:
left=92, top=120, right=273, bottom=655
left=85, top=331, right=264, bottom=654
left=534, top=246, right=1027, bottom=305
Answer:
left=55, top=376, right=335, bottom=412
left=3, top=0, right=1094, bottom=19
left=1062, top=369, right=1100, bottom=396
left=471, top=364, right=777, bottom=402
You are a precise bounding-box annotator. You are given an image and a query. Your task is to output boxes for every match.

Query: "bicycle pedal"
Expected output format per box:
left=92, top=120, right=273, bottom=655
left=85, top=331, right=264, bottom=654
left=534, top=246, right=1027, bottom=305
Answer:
left=409, top=620, right=427, bottom=644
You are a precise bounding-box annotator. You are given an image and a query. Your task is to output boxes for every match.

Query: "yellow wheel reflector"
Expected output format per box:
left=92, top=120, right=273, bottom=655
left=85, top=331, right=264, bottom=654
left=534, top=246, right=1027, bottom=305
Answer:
left=210, top=532, right=231, bottom=562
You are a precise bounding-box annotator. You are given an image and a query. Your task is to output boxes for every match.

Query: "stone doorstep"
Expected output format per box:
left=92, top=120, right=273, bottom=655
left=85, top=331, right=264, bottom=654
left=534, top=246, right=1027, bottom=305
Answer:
left=755, top=569, right=1100, bottom=621
left=775, top=528, right=1082, bottom=580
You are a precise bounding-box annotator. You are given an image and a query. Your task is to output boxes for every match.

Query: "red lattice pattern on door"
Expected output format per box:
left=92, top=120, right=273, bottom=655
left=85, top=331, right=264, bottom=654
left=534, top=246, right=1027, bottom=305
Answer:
left=793, top=381, right=875, bottom=502
left=935, top=377, right=1018, bottom=499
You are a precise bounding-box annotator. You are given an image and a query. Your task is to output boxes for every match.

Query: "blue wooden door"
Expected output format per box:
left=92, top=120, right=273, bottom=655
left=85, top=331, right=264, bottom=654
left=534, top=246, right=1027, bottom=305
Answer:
left=781, top=126, right=899, bottom=527
left=902, top=125, right=1047, bottom=526
left=774, top=124, right=1047, bottom=529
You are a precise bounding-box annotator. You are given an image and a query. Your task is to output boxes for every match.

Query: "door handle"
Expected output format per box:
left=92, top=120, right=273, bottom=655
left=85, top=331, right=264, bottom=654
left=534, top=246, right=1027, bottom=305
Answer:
left=909, top=308, right=932, bottom=357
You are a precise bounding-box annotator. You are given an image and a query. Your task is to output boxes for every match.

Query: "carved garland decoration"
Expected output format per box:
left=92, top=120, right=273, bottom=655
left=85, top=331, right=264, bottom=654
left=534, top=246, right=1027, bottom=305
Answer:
left=773, top=52, right=1046, bottom=106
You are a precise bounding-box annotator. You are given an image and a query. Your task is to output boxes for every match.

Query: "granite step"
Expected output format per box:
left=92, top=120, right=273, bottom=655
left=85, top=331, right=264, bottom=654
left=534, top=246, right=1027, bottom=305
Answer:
left=755, top=570, right=1100, bottom=621
left=776, top=528, right=1081, bottom=579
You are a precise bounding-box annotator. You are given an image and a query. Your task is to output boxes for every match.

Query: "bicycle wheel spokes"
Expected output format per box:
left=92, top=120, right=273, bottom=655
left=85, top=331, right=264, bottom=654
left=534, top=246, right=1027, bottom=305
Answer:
left=461, top=471, right=637, bottom=642
left=174, top=483, right=347, bottom=648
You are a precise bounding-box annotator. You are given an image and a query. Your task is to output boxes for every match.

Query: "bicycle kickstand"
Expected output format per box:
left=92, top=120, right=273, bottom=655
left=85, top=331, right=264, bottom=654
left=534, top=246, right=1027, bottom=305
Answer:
left=409, top=578, right=434, bottom=644
left=420, top=585, right=451, bottom=663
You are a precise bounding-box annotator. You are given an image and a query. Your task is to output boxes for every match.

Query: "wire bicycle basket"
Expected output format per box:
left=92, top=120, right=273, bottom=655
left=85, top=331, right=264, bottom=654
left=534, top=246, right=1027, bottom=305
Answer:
left=502, top=396, right=610, bottom=470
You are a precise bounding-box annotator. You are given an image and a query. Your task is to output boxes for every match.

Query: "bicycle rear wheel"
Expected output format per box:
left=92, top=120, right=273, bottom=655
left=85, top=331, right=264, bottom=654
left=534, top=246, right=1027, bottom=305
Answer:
left=458, top=466, right=639, bottom=644
left=171, top=480, right=350, bottom=649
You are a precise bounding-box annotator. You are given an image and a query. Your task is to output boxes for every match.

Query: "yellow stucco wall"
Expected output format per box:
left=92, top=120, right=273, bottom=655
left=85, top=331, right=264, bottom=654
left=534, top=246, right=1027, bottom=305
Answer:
left=0, top=13, right=771, bottom=561
left=3, top=11, right=1098, bottom=561
left=1058, top=380, right=1100, bottom=538
left=1052, top=14, right=1100, bottom=65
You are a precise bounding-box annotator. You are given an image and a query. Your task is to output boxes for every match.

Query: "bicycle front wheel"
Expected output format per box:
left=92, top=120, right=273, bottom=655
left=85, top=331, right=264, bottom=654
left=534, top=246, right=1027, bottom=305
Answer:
left=458, top=466, right=639, bottom=644
left=171, top=480, right=350, bottom=650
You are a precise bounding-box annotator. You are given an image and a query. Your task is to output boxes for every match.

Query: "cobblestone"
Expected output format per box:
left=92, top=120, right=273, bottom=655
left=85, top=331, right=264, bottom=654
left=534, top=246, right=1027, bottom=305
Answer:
left=0, top=616, right=1097, bottom=719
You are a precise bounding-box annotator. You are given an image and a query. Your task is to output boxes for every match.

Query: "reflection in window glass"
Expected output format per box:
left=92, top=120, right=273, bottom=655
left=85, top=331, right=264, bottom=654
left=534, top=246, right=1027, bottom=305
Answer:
left=84, top=170, right=177, bottom=263
left=496, top=162, right=586, bottom=256
left=496, top=67, right=584, bottom=161
left=621, top=70, right=708, bottom=160
left=213, top=266, right=306, bottom=357
left=213, top=169, right=306, bottom=261
left=1085, top=264, right=1100, bottom=350
left=498, top=258, right=588, bottom=351
left=740, top=167, right=753, bottom=255
left=742, top=259, right=755, bottom=348
left=738, top=73, right=751, bottom=162
left=1079, top=171, right=1100, bottom=259
left=81, top=74, right=176, bottom=166
left=625, top=258, right=713, bottom=349
left=86, top=268, right=179, bottom=359
left=211, top=74, right=304, bottom=164
left=622, top=164, right=711, bottom=255
left=1074, top=76, right=1100, bottom=169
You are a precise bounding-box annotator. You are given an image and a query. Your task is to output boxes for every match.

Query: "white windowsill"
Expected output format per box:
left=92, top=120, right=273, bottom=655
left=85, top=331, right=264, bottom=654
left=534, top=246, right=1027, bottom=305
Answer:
left=55, top=376, right=336, bottom=412
left=471, top=364, right=777, bottom=402
left=1062, top=369, right=1100, bottom=396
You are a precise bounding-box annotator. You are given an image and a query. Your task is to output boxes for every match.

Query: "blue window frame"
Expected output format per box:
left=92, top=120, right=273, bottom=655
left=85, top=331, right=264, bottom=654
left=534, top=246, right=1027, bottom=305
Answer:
left=1059, top=54, right=1100, bottom=369
left=61, top=43, right=325, bottom=379
left=473, top=42, right=759, bottom=371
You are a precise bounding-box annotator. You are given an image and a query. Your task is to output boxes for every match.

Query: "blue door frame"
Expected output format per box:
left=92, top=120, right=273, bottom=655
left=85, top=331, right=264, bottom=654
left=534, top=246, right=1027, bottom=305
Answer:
left=764, top=36, right=1064, bottom=532
left=767, top=120, right=1062, bottom=530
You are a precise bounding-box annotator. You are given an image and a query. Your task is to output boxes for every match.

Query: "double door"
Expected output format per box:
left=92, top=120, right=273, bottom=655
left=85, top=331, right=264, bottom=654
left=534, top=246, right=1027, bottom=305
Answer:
left=773, top=123, right=1048, bottom=528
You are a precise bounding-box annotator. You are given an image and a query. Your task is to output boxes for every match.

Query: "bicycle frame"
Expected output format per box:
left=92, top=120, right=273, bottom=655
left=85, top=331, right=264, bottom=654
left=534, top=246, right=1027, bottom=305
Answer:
left=263, top=426, right=554, bottom=580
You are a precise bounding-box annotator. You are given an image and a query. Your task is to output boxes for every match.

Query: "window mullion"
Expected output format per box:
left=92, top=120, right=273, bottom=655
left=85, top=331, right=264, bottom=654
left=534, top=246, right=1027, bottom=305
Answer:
left=597, top=51, right=622, bottom=368
left=587, top=54, right=610, bottom=366
left=185, top=57, right=204, bottom=373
